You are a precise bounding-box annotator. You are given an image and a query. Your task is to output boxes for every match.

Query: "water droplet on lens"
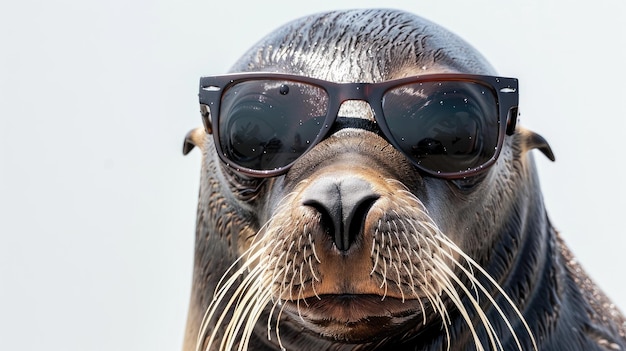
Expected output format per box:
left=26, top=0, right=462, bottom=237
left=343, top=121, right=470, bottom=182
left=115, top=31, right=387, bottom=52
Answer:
left=280, top=84, right=290, bottom=95
left=439, top=101, right=444, bottom=105
left=306, top=140, right=310, bottom=144
left=464, top=98, right=468, bottom=103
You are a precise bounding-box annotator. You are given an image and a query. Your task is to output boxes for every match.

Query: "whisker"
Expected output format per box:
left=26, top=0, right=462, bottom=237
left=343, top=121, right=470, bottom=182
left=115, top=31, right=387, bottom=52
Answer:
left=228, top=272, right=272, bottom=351
left=432, top=255, right=502, bottom=351
left=267, top=267, right=286, bottom=341
left=309, top=232, right=321, bottom=264
left=196, top=245, right=265, bottom=350
left=307, top=254, right=320, bottom=283
left=275, top=300, right=288, bottom=351
left=371, top=242, right=381, bottom=276
left=433, top=236, right=537, bottom=351
left=429, top=264, right=488, bottom=351
left=214, top=262, right=267, bottom=351
left=196, top=190, right=311, bottom=351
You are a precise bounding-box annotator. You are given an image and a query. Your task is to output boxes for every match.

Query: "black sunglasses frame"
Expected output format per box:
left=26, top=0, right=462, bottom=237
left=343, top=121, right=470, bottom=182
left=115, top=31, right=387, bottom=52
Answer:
left=198, top=72, right=518, bottom=179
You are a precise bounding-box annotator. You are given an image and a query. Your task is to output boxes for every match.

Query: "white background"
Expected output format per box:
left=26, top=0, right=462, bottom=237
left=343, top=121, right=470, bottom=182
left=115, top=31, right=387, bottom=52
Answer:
left=1, top=1, right=624, bottom=350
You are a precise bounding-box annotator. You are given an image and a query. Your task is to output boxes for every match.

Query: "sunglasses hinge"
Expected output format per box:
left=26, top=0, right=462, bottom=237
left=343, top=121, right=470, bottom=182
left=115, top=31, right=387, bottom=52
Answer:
left=506, top=107, right=519, bottom=135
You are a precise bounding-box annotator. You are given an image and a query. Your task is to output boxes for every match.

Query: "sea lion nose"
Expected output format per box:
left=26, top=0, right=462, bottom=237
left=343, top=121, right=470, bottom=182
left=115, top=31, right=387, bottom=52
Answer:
left=302, top=177, right=380, bottom=252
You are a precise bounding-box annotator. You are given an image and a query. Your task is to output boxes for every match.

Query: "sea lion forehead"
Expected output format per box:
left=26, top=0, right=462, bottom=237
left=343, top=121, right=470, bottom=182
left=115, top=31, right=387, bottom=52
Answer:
left=230, top=8, right=496, bottom=81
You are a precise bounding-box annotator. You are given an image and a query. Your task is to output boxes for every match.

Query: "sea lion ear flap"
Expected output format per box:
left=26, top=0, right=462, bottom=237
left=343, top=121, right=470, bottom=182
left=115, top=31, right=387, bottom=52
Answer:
left=182, top=127, right=207, bottom=155
left=520, top=128, right=556, bottom=161
left=183, top=104, right=213, bottom=155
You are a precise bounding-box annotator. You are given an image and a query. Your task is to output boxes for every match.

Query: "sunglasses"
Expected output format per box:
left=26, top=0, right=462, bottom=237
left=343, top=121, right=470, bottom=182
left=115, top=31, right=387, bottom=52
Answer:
left=198, top=73, right=518, bottom=179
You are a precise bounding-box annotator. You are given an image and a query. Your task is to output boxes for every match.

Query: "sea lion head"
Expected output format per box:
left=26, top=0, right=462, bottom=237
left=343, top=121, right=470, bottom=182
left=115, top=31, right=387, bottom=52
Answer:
left=184, top=8, right=554, bottom=351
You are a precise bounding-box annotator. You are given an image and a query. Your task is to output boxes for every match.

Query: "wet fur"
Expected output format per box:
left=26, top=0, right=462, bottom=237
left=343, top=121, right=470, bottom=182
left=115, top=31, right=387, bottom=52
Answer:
left=183, top=9, right=626, bottom=351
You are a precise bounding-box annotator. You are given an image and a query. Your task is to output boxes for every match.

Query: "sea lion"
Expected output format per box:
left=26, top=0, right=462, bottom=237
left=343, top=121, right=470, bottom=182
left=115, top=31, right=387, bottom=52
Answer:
left=182, top=8, right=626, bottom=351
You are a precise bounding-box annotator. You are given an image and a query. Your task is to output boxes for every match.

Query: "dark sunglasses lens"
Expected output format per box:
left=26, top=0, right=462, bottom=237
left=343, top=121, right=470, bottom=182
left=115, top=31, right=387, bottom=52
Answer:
left=382, top=81, right=500, bottom=175
left=219, top=80, right=329, bottom=172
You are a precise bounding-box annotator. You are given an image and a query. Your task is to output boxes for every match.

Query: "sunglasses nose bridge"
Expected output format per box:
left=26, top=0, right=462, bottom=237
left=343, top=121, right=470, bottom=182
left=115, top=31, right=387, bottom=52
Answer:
left=332, top=83, right=377, bottom=120
left=331, top=82, right=366, bottom=100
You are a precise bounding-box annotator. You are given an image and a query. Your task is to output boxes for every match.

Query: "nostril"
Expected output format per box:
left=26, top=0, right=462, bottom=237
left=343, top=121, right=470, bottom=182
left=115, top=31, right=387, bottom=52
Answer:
left=346, top=194, right=379, bottom=247
left=301, top=176, right=379, bottom=252
left=305, top=201, right=336, bottom=242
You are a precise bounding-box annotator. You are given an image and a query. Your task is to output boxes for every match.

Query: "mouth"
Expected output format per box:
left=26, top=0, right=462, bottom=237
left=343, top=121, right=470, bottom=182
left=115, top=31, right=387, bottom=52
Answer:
left=282, top=294, right=425, bottom=342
